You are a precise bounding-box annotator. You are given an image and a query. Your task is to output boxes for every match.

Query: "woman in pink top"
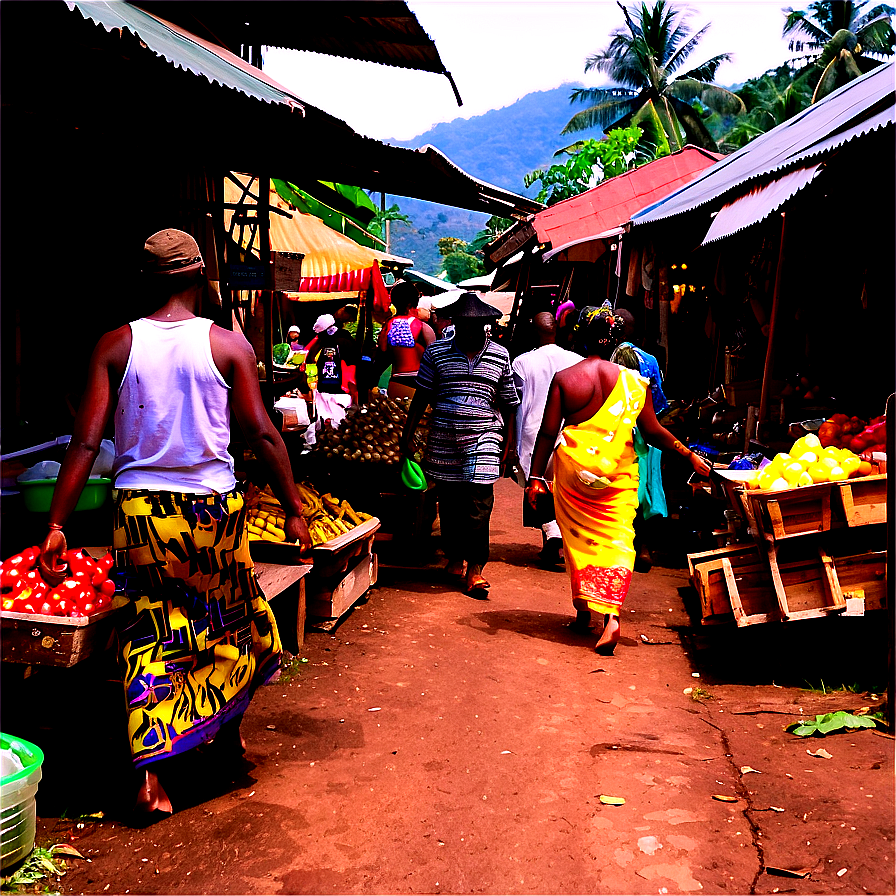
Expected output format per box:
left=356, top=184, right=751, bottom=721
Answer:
left=378, top=280, right=435, bottom=399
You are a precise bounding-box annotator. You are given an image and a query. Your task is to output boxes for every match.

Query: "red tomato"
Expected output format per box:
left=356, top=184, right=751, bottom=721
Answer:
left=2, top=547, right=39, bottom=572
left=91, top=568, right=107, bottom=587
left=19, top=601, right=38, bottom=615
left=30, top=580, right=49, bottom=601
left=0, top=567, right=23, bottom=590
left=38, top=601, right=53, bottom=616
left=21, top=569, right=44, bottom=588
left=99, top=553, right=115, bottom=574
left=98, top=579, right=116, bottom=597
left=93, top=594, right=109, bottom=611
left=59, top=579, right=81, bottom=595
left=74, top=585, right=96, bottom=605
left=80, top=601, right=95, bottom=615
left=53, top=598, right=71, bottom=617
left=69, top=606, right=86, bottom=618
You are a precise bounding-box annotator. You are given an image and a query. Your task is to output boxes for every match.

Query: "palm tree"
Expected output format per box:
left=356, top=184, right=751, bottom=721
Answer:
left=562, top=0, right=744, bottom=153
left=783, top=1, right=895, bottom=100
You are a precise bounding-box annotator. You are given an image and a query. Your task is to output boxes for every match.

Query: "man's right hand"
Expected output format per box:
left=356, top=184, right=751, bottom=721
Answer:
left=285, top=515, right=313, bottom=555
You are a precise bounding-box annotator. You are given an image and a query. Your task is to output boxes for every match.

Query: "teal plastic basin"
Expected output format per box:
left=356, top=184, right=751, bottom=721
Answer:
left=0, top=734, right=44, bottom=870
left=17, top=478, right=111, bottom=513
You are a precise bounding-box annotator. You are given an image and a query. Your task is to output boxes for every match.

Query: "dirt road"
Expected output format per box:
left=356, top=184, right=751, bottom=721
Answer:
left=12, top=479, right=895, bottom=894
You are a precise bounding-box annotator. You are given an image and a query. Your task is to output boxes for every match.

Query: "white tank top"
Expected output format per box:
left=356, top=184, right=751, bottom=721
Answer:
left=112, top=318, right=237, bottom=494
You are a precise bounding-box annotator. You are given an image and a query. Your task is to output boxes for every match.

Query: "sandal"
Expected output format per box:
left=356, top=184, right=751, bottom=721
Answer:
left=464, top=573, right=491, bottom=595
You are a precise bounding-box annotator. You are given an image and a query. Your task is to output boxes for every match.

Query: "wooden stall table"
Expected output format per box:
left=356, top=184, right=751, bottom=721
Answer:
left=253, top=561, right=312, bottom=653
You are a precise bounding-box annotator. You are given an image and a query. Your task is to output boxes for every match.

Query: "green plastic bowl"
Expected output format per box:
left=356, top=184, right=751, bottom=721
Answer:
left=17, top=478, right=111, bottom=514
left=0, top=733, right=44, bottom=870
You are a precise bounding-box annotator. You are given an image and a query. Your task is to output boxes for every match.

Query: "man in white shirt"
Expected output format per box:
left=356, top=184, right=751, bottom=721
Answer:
left=511, top=312, right=582, bottom=564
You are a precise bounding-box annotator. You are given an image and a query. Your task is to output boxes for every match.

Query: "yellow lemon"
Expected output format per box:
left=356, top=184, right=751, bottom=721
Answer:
left=807, top=462, right=831, bottom=483
left=797, top=471, right=813, bottom=487
left=783, top=462, right=804, bottom=485
left=790, top=437, right=808, bottom=457
left=820, top=457, right=839, bottom=469
left=797, top=451, right=818, bottom=465
left=821, top=446, right=841, bottom=461
left=757, top=471, right=777, bottom=490
left=841, top=456, right=861, bottom=476
left=771, top=477, right=790, bottom=491
left=828, top=466, right=847, bottom=481
left=858, top=460, right=873, bottom=476
left=774, top=452, right=793, bottom=467
left=803, top=433, right=822, bottom=450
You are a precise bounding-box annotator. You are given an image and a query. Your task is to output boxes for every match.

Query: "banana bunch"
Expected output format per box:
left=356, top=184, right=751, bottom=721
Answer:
left=246, top=482, right=372, bottom=546
left=247, top=490, right=288, bottom=542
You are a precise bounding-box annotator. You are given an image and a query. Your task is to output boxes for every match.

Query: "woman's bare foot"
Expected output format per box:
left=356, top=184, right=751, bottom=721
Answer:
left=595, top=615, right=620, bottom=655
left=134, top=769, right=172, bottom=816
left=569, top=609, right=592, bottom=632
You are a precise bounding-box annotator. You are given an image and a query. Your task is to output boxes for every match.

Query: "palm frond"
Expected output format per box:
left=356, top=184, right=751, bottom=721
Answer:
left=856, top=16, right=896, bottom=54
left=569, top=86, right=637, bottom=107
left=669, top=79, right=746, bottom=115
left=783, top=8, right=833, bottom=44
left=681, top=53, right=735, bottom=82
left=668, top=96, right=719, bottom=151
left=664, top=22, right=710, bottom=74
left=561, top=97, right=641, bottom=134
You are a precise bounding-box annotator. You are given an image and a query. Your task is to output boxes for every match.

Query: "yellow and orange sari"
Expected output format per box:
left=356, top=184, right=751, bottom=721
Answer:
left=553, top=368, right=648, bottom=617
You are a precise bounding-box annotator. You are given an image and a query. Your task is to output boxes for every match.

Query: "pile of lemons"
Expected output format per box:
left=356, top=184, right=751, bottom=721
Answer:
left=746, top=433, right=874, bottom=491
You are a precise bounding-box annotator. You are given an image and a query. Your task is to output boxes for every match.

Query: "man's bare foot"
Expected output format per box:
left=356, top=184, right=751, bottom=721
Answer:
left=595, top=615, right=620, bottom=655
left=134, top=769, right=172, bottom=816
left=444, top=559, right=466, bottom=578
left=569, top=609, right=592, bottom=632
left=464, top=564, right=490, bottom=596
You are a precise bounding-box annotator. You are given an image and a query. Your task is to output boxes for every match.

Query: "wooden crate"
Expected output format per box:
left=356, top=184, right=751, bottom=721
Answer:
left=307, top=551, right=378, bottom=626
left=0, top=599, right=125, bottom=667
left=747, top=482, right=833, bottom=542
left=834, top=474, right=887, bottom=527
left=254, top=562, right=312, bottom=651
left=687, top=544, right=767, bottom=624
left=766, top=546, right=845, bottom=622
left=831, top=551, right=887, bottom=613
left=310, top=517, right=380, bottom=580
left=717, top=555, right=783, bottom=627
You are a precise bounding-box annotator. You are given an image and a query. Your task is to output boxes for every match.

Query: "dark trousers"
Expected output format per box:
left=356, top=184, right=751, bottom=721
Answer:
left=437, top=482, right=495, bottom=567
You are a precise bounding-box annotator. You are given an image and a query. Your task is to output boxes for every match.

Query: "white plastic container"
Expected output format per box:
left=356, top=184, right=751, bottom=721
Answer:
left=0, top=734, right=44, bottom=870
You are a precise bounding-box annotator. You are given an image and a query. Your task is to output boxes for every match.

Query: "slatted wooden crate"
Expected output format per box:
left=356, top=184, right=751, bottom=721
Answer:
left=717, top=554, right=783, bottom=627
left=766, top=546, right=845, bottom=622
left=834, top=474, right=887, bottom=527
left=746, top=482, right=833, bottom=542
left=687, top=544, right=770, bottom=624
left=831, top=550, right=887, bottom=612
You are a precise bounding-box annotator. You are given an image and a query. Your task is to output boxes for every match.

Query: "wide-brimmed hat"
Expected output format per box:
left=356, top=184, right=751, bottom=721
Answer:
left=440, top=291, right=502, bottom=321
left=142, top=229, right=204, bottom=275
left=313, top=313, right=337, bottom=334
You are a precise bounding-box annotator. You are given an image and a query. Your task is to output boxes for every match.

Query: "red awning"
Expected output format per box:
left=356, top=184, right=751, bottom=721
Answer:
left=532, top=146, right=723, bottom=254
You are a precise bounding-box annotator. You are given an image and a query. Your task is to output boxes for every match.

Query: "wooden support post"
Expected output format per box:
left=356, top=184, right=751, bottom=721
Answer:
left=887, top=393, right=894, bottom=731
left=759, top=212, right=787, bottom=425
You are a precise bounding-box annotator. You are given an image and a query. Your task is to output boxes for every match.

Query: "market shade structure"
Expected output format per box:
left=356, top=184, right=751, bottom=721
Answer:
left=224, top=176, right=409, bottom=310
left=57, top=2, right=542, bottom=219
left=629, top=62, right=896, bottom=242
left=485, top=146, right=721, bottom=268
left=133, top=0, right=464, bottom=105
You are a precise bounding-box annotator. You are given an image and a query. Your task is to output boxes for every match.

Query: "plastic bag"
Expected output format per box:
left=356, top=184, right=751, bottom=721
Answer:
left=17, top=460, right=61, bottom=482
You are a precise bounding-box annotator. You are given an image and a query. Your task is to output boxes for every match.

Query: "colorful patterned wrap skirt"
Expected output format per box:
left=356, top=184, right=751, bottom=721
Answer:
left=112, top=488, right=282, bottom=769
left=552, top=368, right=648, bottom=617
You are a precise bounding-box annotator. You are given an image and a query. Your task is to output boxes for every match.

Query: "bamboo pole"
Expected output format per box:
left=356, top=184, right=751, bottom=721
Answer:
left=758, top=212, right=787, bottom=426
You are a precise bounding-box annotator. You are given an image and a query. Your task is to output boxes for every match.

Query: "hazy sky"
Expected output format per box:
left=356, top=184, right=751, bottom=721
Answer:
left=263, top=1, right=798, bottom=142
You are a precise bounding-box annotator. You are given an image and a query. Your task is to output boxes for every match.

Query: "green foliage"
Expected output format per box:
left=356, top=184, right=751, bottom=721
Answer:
left=783, top=1, right=895, bottom=58
left=367, top=203, right=412, bottom=240
left=715, top=65, right=812, bottom=150
left=786, top=710, right=881, bottom=737
left=563, top=0, right=745, bottom=152
left=524, top=126, right=657, bottom=205
left=441, top=251, right=484, bottom=282
left=1, top=846, right=68, bottom=893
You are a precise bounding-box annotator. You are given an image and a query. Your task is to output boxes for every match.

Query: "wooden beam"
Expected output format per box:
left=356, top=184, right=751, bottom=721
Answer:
left=759, top=213, right=787, bottom=424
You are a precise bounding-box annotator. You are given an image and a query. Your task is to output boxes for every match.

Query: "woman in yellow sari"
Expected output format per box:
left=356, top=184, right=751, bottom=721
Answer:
left=525, top=305, right=710, bottom=655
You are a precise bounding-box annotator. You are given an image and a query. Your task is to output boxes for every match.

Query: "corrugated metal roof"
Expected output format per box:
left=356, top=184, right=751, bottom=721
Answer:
left=57, top=2, right=538, bottom=218
left=131, top=1, right=463, bottom=104
left=531, top=146, right=722, bottom=253
left=631, top=62, right=895, bottom=228
left=68, top=1, right=310, bottom=109
left=701, top=164, right=821, bottom=245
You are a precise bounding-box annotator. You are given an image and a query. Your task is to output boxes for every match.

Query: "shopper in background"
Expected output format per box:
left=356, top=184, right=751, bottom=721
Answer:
left=400, top=293, right=519, bottom=597
left=378, top=280, right=435, bottom=399
left=39, top=229, right=311, bottom=820
left=612, top=308, right=669, bottom=571
left=510, top=312, right=582, bottom=565
left=287, top=325, right=303, bottom=351
left=526, top=304, right=710, bottom=655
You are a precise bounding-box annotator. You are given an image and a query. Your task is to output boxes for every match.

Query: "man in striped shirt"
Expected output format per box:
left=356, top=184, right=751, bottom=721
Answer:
left=400, top=293, right=519, bottom=596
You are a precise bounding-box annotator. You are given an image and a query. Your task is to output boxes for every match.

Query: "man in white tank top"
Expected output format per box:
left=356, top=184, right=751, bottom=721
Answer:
left=39, top=230, right=311, bottom=820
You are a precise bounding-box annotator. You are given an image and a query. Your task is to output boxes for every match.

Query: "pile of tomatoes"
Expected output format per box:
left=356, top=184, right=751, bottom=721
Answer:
left=1, top=546, right=116, bottom=618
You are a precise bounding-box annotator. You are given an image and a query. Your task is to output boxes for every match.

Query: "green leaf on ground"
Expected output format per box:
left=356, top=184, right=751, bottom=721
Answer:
left=786, top=711, right=879, bottom=737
